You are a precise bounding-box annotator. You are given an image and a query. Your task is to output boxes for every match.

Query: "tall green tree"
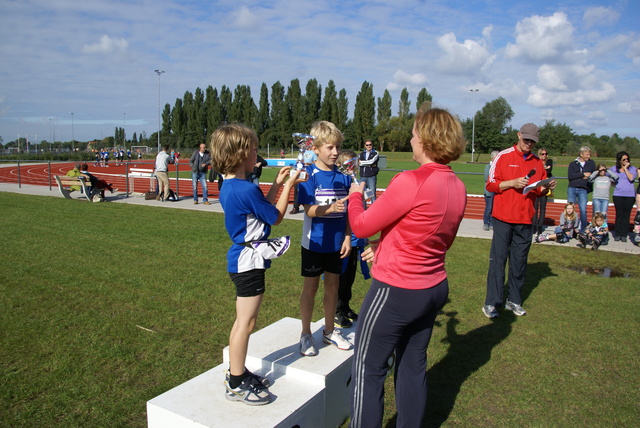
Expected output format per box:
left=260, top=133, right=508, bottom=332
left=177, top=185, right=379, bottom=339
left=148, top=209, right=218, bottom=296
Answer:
left=269, top=81, right=290, bottom=148
left=473, top=97, right=514, bottom=154
left=320, top=80, right=338, bottom=123
left=257, top=83, right=270, bottom=137
left=416, top=88, right=433, bottom=111
left=398, top=88, right=410, bottom=118
left=161, top=103, right=171, bottom=134
left=377, top=89, right=392, bottom=124
left=230, top=85, right=257, bottom=128
left=287, top=79, right=305, bottom=133
left=219, top=85, right=232, bottom=125
left=205, top=85, right=222, bottom=139
left=539, top=120, right=574, bottom=155
left=304, top=78, right=322, bottom=129
left=171, top=98, right=185, bottom=148
left=336, top=89, right=349, bottom=133
left=353, top=81, right=375, bottom=145
left=377, top=116, right=412, bottom=152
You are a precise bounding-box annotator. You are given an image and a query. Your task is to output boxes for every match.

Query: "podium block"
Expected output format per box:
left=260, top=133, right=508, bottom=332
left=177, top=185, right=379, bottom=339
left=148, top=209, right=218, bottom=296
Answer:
left=147, top=363, right=325, bottom=428
left=148, top=317, right=356, bottom=428
left=223, top=317, right=355, bottom=428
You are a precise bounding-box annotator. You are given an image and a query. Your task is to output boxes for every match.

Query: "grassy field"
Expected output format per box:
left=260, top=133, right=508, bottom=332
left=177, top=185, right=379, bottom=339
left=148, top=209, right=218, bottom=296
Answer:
left=1, top=193, right=638, bottom=427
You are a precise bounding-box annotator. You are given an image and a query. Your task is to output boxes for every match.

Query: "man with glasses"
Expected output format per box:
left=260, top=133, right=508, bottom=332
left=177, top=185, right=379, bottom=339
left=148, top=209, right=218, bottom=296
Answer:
left=483, top=123, right=556, bottom=318
left=568, top=146, right=596, bottom=233
left=359, top=140, right=379, bottom=202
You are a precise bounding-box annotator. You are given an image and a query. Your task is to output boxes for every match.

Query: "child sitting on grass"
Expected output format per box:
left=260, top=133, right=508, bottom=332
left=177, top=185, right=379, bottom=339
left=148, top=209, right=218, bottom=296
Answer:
left=210, top=123, right=302, bottom=406
left=578, top=212, right=609, bottom=250
left=536, top=202, right=579, bottom=243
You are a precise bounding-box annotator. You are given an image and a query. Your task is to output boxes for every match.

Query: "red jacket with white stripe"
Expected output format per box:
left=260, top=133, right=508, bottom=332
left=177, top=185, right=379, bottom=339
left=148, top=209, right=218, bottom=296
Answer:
left=486, top=145, right=547, bottom=225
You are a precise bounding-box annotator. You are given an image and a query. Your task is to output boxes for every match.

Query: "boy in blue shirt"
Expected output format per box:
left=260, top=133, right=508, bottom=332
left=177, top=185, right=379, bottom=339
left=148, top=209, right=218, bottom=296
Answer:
left=211, top=124, right=301, bottom=405
left=298, top=121, right=353, bottom=356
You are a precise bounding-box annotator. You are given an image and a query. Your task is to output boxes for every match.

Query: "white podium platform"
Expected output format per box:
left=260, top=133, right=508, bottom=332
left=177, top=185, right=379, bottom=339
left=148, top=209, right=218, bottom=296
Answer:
left=148, top=317, right=356, bottom=428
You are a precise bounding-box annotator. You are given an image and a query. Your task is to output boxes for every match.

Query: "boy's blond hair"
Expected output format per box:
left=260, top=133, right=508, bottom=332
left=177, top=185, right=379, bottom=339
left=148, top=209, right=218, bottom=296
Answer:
left=337, top=149, right=357, bottom=166
left=209, top=124, right=258, bottom=175
left=310, top=121, right=344, bottom=148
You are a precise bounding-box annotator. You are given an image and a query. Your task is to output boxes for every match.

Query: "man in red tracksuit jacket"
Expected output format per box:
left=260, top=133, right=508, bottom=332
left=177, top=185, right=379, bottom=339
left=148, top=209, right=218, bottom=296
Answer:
left=482, top=123, right=557, bottom=318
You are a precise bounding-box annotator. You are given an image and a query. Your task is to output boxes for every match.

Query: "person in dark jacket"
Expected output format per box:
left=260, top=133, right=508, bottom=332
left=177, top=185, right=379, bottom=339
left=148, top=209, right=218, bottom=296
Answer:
left=567, top=146, right=596, bottom=232
left=246, top=155, right=267, bottom=184
left=358, top=140, right=379, bottom=202
left=189, top=143, right=212, bottom=205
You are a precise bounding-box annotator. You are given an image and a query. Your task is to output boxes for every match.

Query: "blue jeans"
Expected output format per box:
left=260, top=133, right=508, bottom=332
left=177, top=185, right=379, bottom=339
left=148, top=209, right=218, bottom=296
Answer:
left=592, top=198, right=608, bottom=218
left=567, top=187, right=588, bottom=232
left=361, top=175, right=377, bottom=202
left=483, top=194, right=494, bottom=226
left=192, top=171, right=208, bottom=202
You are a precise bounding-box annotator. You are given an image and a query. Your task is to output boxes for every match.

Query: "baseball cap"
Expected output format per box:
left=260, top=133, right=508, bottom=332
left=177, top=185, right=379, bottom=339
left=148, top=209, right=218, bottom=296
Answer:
left=520, top=123, right=539, bottom=142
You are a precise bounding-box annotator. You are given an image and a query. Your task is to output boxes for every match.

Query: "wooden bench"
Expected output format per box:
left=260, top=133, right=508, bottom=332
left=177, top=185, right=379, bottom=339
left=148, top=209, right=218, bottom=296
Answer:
left=54, top=176, right=96, bottom=202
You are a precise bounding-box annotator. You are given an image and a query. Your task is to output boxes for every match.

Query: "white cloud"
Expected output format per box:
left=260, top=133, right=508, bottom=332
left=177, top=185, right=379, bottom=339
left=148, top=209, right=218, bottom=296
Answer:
left=232, top=6, right=260, bottom=30
left=627, top=39, right=640, bottom=65
left=528, top=62, right=616, bottom=107
left=386, top=70, right=428, bottom=91
left=505, top=12, right=574, bottom=63
left=583, top=7, right=619, bottom=29
left=615, top=102, right=640, bottom=113
left=81, top=35, right=128, bottom=54
left=573, top=119, right=588, bottom=130
left=587, top=110, right=608, bottom=126
left=435, top=28, right=496, bottom=73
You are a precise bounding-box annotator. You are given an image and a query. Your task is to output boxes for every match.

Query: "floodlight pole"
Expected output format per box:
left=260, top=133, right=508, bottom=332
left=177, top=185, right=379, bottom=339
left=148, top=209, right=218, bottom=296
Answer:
left=154, top=69, right=165, bottom=153
left=470, top=89, right=479, bottom=162
left=70, top=112, right=74, bottom=152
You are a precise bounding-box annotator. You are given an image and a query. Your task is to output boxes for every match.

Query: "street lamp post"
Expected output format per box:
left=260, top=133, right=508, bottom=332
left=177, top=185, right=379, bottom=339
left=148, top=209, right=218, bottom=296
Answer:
left=49, top=118, right=52, bottom=152
left=70, top=112, right=74, bottom=152
left=154, top=69, right=165, bottom=153
left=469, top=89, right=479, bottom=162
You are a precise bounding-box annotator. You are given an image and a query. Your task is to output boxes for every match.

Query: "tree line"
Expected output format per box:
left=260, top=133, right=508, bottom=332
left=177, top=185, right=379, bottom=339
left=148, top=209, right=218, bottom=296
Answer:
left=2, top=78, right=638, bottom=159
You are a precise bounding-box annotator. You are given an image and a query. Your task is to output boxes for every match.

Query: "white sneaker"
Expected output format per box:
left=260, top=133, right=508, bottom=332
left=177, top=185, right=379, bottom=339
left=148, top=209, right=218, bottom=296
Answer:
left=322, top=328, right=353, bottom=350
left=505, top=300, right=527, bottom=316
left=300, top=333, right=317, bottom=356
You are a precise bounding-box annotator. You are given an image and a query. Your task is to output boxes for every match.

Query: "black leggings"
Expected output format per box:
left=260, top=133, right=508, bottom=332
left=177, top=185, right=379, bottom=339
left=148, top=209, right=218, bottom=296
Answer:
left=612, top=196, right=635, bottom=237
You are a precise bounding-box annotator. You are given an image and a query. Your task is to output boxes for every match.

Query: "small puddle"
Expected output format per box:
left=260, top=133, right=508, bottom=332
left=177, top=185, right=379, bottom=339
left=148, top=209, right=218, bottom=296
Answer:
left=569, top=267, right=632, bottom=278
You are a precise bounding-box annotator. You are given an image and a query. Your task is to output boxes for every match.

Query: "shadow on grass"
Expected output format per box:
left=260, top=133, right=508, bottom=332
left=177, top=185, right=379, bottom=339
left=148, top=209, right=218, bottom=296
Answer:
left=383, top=311, right=515, bottom=428
left=417, top=311, right=514, bottom=427
left=521, top=261, right=556, bottom=304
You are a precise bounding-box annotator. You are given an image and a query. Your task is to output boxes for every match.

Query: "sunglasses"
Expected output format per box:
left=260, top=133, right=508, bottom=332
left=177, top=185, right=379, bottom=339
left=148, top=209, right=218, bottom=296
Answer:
left=540, top=152, right=547, bottom=155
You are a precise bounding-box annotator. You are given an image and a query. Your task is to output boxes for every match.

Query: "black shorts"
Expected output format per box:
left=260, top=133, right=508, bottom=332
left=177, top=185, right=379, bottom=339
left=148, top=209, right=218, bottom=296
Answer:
left=301, top=247, right=342, bottom=277
left=229, top=269, right=266, bottom=297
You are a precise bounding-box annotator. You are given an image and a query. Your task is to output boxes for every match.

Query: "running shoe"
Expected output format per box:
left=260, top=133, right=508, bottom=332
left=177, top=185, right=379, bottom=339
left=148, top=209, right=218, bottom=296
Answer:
left=322, top=328, right=353, bottom=350
left=505, top=300, right=527, bottom=316
left=224, top=377, right=271, bottom=406
left=482, top=304, right=499, bottom=318
left=334, top=312, right=353, bottom=328
left=225, top=369, right=270, bottom=389
left=300, top=332, right=317, bottom=356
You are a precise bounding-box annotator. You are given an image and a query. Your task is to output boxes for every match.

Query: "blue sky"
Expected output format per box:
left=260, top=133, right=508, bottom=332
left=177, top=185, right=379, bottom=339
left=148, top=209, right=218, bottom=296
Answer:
left=1, top=0, right=638, bottom=145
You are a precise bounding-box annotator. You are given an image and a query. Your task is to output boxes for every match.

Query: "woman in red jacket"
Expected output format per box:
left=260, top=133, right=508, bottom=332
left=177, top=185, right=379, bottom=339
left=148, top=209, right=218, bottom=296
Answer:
left=347, top=106, right=467, bottom=428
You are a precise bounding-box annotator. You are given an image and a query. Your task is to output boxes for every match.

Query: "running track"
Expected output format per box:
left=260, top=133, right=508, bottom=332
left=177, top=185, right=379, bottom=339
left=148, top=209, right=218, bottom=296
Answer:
left=0, top=161, right=634, bottom=227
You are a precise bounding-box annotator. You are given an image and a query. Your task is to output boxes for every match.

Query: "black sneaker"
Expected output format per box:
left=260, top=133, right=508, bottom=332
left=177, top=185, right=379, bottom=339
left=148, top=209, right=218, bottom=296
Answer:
left=334, top=312, right=353, bottom=328
left=345, top=308, right=359, bottom=321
